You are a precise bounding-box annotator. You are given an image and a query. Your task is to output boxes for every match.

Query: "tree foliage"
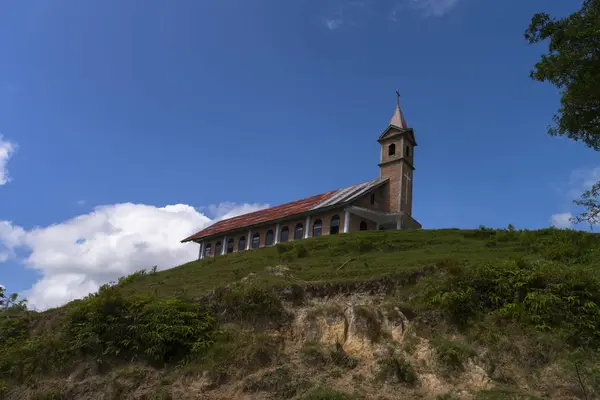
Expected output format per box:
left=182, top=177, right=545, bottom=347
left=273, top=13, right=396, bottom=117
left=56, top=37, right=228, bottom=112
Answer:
left=525, top=0, right=600, bottom=225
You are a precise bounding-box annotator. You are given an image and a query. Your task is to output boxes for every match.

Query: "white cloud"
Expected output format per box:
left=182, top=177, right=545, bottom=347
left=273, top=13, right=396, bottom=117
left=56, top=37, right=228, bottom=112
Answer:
left=551, top=212, right=573, bottom=229
left=0, top=201, right=269, bottom=310
left=76, top=200, right=86, bottom=206
left=409, top=0, right=459, bottom=17
left=550, top=166, right=600, bottom=228
left=0, top=135, right=16, bottom=186
left=324, top=18, right=343, bottom=30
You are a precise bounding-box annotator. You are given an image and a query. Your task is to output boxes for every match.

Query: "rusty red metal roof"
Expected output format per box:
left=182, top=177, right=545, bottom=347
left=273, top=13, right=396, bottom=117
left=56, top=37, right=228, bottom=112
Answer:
left=181, top=178, right=387, bottom=243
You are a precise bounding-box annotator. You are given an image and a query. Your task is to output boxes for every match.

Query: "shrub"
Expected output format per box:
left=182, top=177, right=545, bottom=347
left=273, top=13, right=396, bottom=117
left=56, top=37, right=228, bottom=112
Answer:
left=302, top=387, right=357, bottom=400
left=243, top=366, right=309, bottom=398
left=432, top=338, right=476, bottom=374
left=329, top=342, right=358, bottom=369
left=67, top=284, right=219, bottom=366
left=376, top=352, right=418, bottom=385
left=354, top=306, right=387, bottom=343
left=208, top=287, right=290, bottom=326
left=295, top=243, right=309, bottom=258
left=425, top=258, right=600, bottom=347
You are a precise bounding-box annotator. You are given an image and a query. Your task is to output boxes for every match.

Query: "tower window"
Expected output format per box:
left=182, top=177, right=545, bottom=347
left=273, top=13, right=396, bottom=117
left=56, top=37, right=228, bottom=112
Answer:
left=227, top=238, right=234, bottom=253
left=280, top=227, right=289, bottom=243
left=360, top=221, right=368, bottom=231
left=238, top=236, right=246, bottom=252
left=370, top=193, right=375, bottom=205
left=330, top=215, right=340, bottom=235
left=388, top=144, right=396, bottom=156
left=265, top=230, right=274, bottom=246
left=406, top=146, right=410, bottom=157
left=294, top=223, right=304, bottom=240
left=313, top=219, right=322, bottom=237
left=252, top=233, right=260, bottom=249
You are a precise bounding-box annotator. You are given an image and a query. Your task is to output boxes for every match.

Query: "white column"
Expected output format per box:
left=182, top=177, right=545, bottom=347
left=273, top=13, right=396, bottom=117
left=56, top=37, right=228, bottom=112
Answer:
left=246, top=230, right=251, bottom=250
left=343, top=210, right=350, bottom=233
left=304, top=216, right=310, bottom=239
left=396, top=219, right=402, bottom=230
left=198, top=241, right=204, bottom=260
left=274, top=223, right=280, bottom=245
left=375, top=223, right=379, bottom=231
left=222, top=236, right=227, bottom=255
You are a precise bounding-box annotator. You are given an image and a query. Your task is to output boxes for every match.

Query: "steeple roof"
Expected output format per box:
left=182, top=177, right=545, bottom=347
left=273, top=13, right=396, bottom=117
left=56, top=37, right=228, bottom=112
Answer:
left=389, top=104, right=408, bottom=129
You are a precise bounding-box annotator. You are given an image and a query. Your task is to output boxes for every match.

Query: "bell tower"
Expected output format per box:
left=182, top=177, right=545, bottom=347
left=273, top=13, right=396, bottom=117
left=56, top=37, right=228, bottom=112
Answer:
left=378, top=92, right=417, bottom=216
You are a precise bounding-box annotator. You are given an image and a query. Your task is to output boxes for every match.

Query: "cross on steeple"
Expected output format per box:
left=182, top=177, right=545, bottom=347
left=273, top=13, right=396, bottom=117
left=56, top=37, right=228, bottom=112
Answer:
left=395, top=90, right=401, bottom=107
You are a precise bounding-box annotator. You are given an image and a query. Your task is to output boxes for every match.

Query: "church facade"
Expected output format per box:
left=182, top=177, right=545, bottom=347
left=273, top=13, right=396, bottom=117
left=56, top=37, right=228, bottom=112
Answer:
left=181, top=97, right=421, bottom=259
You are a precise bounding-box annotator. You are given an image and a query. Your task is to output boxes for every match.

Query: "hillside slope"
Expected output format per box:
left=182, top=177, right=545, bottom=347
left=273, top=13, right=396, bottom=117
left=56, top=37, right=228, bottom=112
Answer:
left=1, top=228, right=600, bottom=399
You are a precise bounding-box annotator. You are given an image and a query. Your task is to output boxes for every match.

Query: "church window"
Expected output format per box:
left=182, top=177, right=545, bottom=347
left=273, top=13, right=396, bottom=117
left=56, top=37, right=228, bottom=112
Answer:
left=330, top=215, right=340, bottom=235
left=238, top=236, right=246, bottom=251
left=204, top=243, right=212, bottom=257
left=360, top=221, right=368, bottom=231
left=388, top=143, right=396, bottom=156
left=294, top=223, right=304, bottom=240
left=252, top=233, right=260, bottom=249
left=313, top=219, right=322, bottom=237
left=406, top=146, right=410, bottom=157
left=370, top=193, right=375, bottom=205
left=280, top=227, right=289, bottom=243
left=215, top=241, right=222, bottom=256
left=265, top=230, right=274, bottom=246
left=227, top=238, right=234, bottom=253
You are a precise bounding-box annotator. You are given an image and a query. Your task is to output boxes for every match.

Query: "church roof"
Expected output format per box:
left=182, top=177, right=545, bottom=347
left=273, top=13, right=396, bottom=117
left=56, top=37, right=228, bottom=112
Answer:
left=389, top=104, right=408, bottom=129
left=181, top=178, right=388, bottom=242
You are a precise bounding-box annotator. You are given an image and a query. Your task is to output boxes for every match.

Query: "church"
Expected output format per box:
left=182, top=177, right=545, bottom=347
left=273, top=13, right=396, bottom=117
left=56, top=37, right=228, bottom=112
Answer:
left=181, top=95, right=421, bottom=259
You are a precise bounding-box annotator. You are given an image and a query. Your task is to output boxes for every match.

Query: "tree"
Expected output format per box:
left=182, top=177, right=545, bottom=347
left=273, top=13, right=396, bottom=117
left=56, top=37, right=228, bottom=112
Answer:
left=0, top=285, right=28, bottom=313
left=525, top=0, right=600, bottom=225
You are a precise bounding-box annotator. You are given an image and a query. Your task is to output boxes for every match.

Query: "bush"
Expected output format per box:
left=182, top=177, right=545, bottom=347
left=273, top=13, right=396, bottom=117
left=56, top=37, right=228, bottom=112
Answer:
left=295, top=243, right=309, bottom=258
left=426, top=258, right=600, bottom=347
left=354, top=306, right=387, bottom=343
left=376, top=352, right=418, bottom=385
left=432, top=338, right=476, bottom=374
left=67, top=284, right=219, bottom=366
left=302, top=387, right=357, bottom=400
left=208, top=287, right=290, bottom=326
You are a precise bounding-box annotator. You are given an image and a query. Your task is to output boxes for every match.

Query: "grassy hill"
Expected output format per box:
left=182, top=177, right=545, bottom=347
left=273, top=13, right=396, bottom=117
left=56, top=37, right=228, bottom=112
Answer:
left=1, top=228, right=600, bottom=399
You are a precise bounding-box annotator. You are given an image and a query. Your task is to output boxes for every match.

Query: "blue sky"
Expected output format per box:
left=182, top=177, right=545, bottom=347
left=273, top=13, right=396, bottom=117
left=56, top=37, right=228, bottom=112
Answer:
left=0, top=0, right=597, bottom=309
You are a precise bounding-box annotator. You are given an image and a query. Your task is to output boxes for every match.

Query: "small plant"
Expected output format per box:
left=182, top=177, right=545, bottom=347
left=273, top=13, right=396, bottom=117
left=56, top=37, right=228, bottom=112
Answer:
left=354, top=306, right=387, bottom=343
left=295, top=243, right=309, bottom=258
left=301, top=387, right=357, bottom=400
left=300, top=343, right=329, bottom=367
left=357, top=238, right=374, bottom=254
left=376, top=351, right=418, bottom=385
left=243, top=366, right=309, bottom=398
left=329, top=342, right=358, bottom=369
left=432, top=338, right=476, bottom=374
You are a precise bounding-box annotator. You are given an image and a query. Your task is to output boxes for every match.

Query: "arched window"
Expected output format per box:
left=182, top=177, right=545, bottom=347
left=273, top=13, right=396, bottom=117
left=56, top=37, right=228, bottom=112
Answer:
left=204, top=243, right=212, bottom=257
left=406, top=146, right=410, bottom=157
left=252, top=233, right=260, bottom=249
left=280, top=227, right=289, bottom=243
left=214, top=241, right=222, bottom=256
left=313, top=219, right=322, bottom=237
left=388, top=143, right=396, bottom=156
left=227, top=238, right=234, bottom=253
left=330, top=215, right=340, bottom=235
left=238, top=236, right=246, bottom=252
left=360, top=221, right=368, bottom=231
left=294, top=223, right=304, bottom=240
left=265, top=230, right=274, bottom=246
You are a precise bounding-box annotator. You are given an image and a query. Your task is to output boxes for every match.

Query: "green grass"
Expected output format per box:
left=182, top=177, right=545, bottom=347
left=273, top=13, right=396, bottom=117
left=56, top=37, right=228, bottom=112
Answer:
left=120, top=229, right=544, bottom=299
left=1, top=227, right=600, bottom=392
